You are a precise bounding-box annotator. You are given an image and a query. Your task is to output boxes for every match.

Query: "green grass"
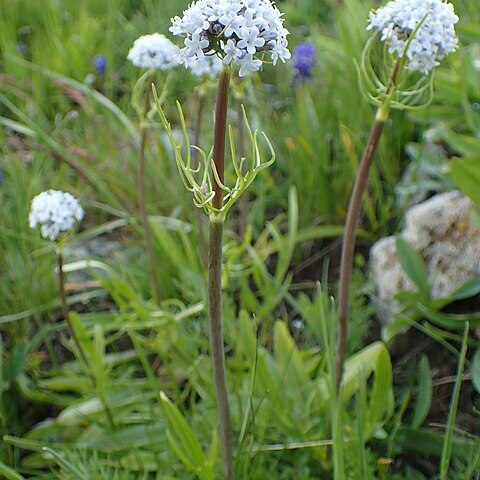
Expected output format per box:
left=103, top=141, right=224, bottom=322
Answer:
left=1, top=0, right=480, bottom=478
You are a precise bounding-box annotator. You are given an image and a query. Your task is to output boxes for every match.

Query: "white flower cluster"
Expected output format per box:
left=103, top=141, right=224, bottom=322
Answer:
left=367, top=0, right=458, bottom=74
left=29, top=190, right=84, bottom=241
left=128, top=33, right=179, bottom=70
left=170, top=0, right=291, bottom=77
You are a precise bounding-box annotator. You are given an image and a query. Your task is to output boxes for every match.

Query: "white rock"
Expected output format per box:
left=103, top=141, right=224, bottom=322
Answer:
left=370, top=191, right=480, bottom=324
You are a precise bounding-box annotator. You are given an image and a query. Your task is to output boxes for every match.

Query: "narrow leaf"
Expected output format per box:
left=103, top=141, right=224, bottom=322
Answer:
left=412, top=356, right=432, bottom=427
left=396, top=237, right=430, bottom=298
left=440, top=322, right=469, bottom=479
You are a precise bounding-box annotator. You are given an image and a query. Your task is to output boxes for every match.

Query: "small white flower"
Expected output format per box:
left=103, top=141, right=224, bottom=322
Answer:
left=127, top=33, right=180, bottom=70
left=29, top=190, right=84, bottom=241
left=222, top=39, right=241, bottom=65
left=185, top=33, right=210, bottom=57
left=237, top=26, right=265, bottom=55
left=236, top=53, right=262, bottom=76
left=170, top=0, right=290, bottom=77
left=367, top=0, right=458, bottom=74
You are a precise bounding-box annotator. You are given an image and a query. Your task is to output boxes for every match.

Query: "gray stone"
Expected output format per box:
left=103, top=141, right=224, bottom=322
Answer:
left=370, top=191, right=480, bottom=324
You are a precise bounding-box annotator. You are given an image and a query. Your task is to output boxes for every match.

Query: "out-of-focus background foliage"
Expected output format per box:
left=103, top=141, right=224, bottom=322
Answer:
left=1, top=0, right=480, bottom=478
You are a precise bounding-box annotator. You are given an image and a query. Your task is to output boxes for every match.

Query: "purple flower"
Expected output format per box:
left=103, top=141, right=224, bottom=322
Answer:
left=94, top=55, right=107, bottom=74
left=292, top=41, right=316, bottom=81
left=17, top=42, right=27, bottom=55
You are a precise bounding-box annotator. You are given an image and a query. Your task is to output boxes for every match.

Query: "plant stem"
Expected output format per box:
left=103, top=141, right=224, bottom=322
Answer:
left=335, top=103, right=389, bottom=389
left=335, top=60, right=402, bottom=389
left=209, top=220, right=234, bottom=479
left=236, top=100, right=248, bottom=239
left=138, top=73, right=161, bottom=304
left=193, top=91, right=208, bottom=271
left=212, top=70, right=231, bottom=210
left=56, top=245, right=85, bottom=363
left=209, top=68, right=234, bottom=480
left=56, top=244, right=116, bottom=430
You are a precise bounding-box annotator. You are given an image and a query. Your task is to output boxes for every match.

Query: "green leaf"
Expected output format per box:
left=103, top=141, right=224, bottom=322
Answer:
left=274, top=186, right=298, bottom=283
left=396, top=427, right=477, bottom=460
left=237, top=310, right=257, bottom=363
left=440, top=322, right=469, bottom=479
left=414, top=302, right=480, bottom=329
left=340, top=342, right=394, bottom=413
left=395, top=237, right=430, bottom=298
left=68, top=312, right=95, bottom=362
left=159, top=392, right=214, bottom=480
left=365, top=345, right=394, bottom=436
left=442, top=132, right=480, bottom=157
left=451, top=276, right=480, bottom=301
left=42, top=448, right=84, bottom=480
left=0, top=460, right=25, bottom=480
left=472, top=350, right=480, bottom=394
left=273, top=320, right=310, bottom=395
left=450, top=157, right=480, bottom=205
left=412, top=356, right=432, bottom=428
left=91, top=324, right=107, bottom=388
left=4, top=342, right=29, bottom=382
left=382, top=316, right=411, bottom=344
left=6, top=55, right=140, bottom=145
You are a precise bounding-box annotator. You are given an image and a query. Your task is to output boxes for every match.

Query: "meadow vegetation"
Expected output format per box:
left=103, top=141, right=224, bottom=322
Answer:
left=1, top=0, right=480, bottom=478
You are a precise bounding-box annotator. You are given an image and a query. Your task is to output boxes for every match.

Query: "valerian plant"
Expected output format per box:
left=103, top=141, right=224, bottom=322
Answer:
left=128, top=33, right=180, bottom=304
left=153, top=1, right=291, bottom=478
left=29, top=190, right=116, bottom=429
left=336, top=0, right=459, bottom=392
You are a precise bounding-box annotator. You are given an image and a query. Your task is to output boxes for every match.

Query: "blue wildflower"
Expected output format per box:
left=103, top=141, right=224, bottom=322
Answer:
left=0, top=168, right=3, bottom=184
left=17, top=42, right=27, bottom=55
left=94, top=55, right=107, bottom=74
left=292, top=42, right=316, bottom=81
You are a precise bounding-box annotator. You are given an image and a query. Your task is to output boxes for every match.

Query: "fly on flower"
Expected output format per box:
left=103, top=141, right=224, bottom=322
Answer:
left=170, top=0, right=291, bottom=77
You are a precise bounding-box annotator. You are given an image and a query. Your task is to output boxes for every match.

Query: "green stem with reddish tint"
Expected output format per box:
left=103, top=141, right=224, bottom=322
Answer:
left=209, top=68, right=235, bottom=480
left=138, top=73, right=161, bottom=304
left=336, top=61, right=401, bottom=389
left=236, top=99, right=248, bottom=239
left=335, top=105, right=388, bottom=389
left=193, top=91, right=208, bottom=271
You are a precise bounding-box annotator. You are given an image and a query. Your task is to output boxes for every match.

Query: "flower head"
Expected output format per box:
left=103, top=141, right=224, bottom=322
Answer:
left=128, top=33, right=180, bottom=70
left=292, top=41, right=316, bottom=81
left=367, top=0, right=458, bottom=74
left=94, top=55, right=107, bottom=74
left=170, top=0, right=291, bottom=77
left=29, top=190, right=84, bottom=241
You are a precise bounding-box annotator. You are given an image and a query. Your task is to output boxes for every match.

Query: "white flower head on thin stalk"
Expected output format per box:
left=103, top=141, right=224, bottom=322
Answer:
left=170, top=0, right=291, bottom=77
left=29, top=190, right=84, bottom=241
left=128, top=33, right=180, bottom=70
left=188, top=53, right=224, bottom=77
left=367, top=0, right=458, bottom=74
